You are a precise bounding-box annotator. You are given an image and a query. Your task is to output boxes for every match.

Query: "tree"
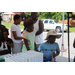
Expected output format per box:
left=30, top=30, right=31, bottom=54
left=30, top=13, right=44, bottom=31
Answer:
left=38, top=12, right=63, bottom=20
left=14, top=12, right=72, bottom=21
left=38, top=12, right=72, bottom=20
left=24, top=12, right=31, bottom=19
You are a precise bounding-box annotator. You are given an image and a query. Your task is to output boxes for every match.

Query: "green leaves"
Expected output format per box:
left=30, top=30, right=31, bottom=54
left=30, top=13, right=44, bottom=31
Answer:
left=38, top=12, right=63, bottom=20
left=23, top=12, right=72, bottom=21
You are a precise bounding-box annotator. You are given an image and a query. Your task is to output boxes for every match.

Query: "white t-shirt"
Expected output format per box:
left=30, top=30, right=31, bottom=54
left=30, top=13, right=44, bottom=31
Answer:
left=11, top=24, right=22, bottom=43
left=34, top=19, right=43, bottom=44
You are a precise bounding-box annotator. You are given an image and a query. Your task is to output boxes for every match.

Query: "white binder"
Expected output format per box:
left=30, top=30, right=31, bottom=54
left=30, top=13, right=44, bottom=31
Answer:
left=4, top=51, right=43, bottom=62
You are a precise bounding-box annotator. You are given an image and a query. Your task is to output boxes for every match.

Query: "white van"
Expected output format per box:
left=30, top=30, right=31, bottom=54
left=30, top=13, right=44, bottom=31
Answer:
left=41, top=19, right=68, bottom=33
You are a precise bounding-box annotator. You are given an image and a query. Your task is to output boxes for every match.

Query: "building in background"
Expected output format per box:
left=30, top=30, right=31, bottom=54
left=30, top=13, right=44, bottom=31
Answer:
left=3, top=12, right=14, bottom=22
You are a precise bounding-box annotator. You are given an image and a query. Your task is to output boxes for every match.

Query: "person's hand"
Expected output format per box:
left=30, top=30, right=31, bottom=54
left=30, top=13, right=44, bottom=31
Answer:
left=5, top=41, right=9, bottom=45
left=34, top=43, right=38, bottom=51
left=23, top=37, right=26, bottom=40
left=52, top=52, right=56, bottom=58
left=23, top=38, right=30, bottom=45
left=51, top=54, right=54, bottom=61
left=43, top=56, right=46, bottom=58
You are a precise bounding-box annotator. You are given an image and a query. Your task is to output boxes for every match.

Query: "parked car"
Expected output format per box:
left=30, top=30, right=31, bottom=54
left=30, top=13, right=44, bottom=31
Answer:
left=41, top=19, right=68, bottom=33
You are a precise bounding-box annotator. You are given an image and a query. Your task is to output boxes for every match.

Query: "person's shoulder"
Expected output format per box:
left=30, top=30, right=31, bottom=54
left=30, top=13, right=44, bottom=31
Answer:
left=8, top=38, right=12, bottom=41
left=24, top=30, right=29, bottom=35
left=41, top=42, right=48, bottom=46
left=24, top=30, right=28, bottom=33
left=1, top=25, right=4, bottom=26
left=0, top=25, right=5, bottom=28
left=11, top=24, right=17, bottom=28
left=11, top=24, right=16, bottom=26
left=8, top=38, right=13, bottom=42
left=39, top=19, right=42, bottom=22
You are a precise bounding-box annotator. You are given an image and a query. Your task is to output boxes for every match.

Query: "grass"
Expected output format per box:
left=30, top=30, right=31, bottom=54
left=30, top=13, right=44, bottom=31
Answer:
left=69, top=26, right=75, bottom=32
left=3, top=22, right=75, bottom=32
left=4, top=22, right=24, bottom=29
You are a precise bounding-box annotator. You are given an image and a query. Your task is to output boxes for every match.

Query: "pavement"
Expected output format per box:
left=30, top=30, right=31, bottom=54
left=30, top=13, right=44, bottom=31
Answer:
left=8, top=29, right=75, bottom=62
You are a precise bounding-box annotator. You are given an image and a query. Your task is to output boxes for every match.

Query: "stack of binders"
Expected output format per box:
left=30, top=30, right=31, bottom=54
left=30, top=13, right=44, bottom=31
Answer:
left=4, top=51, right=43, bottom=62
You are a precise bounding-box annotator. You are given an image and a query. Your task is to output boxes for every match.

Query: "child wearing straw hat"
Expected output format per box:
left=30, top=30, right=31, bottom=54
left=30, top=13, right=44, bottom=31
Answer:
left=38, top=30, right=61, bottom=62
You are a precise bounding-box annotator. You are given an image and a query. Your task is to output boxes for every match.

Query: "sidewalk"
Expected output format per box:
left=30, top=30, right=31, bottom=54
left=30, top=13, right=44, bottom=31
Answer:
left=56, top=51, right=73, bottom=62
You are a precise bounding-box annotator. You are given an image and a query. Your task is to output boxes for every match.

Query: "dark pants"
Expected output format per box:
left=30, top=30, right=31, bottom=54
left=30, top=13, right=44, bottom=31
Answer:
left=73, top=56, right=75, bottom=62
left=43, top=58, right=52, bottom=62
left=43, top=57, right=56, bottom=62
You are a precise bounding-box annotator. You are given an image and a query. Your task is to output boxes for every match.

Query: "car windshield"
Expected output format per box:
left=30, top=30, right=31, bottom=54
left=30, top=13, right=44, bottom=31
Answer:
left=54, top=20, right=60, bottom=23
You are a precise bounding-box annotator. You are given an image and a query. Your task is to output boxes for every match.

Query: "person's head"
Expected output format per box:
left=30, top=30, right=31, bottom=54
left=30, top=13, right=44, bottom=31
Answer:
left=14, top=14, right=21, bottom=25
left=45, top=30, right=61, bottom=43
left=48, top=35, right=56, bottom=43
left=24, top=18, right=34, bottom=32
left=3, top=28, right=9, bottom=40
left=31, top=12, right=38, bottom=21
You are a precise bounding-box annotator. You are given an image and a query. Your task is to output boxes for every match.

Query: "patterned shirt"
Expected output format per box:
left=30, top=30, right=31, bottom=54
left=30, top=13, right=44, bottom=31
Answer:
left=22, top=30, right=35, bottom=51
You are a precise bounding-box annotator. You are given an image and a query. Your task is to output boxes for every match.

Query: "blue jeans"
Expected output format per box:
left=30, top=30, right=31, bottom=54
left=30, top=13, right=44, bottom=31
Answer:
left=43, top=57, right=56, bottom=62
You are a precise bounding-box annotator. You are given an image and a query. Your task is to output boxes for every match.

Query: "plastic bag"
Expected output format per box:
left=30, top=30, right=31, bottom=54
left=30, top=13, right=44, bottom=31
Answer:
left=0, top=42, right=8, bottom=51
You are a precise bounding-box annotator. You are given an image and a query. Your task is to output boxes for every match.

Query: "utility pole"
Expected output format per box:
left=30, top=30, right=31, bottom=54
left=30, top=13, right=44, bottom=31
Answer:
left=67, top=12, right=70, bottom=62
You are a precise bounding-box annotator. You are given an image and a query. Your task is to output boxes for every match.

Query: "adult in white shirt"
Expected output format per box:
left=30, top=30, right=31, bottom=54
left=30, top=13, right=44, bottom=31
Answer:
left=11, top=15, right=25, bottom=54
left=31, top=12, right=44, bottom=47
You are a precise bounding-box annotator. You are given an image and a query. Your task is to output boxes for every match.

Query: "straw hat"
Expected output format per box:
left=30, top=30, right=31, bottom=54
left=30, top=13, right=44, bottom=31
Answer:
left=45, top=30, right=61, bottom=40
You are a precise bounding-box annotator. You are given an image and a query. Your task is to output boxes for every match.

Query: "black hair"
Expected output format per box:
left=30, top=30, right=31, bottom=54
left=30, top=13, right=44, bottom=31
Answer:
left=2, top=28, right=9, bottom=42
left=3, top=28, right=9, bottom=35
left=14, top=14, right=20, bottom=21
left=24, top=18, right=34, bottom=28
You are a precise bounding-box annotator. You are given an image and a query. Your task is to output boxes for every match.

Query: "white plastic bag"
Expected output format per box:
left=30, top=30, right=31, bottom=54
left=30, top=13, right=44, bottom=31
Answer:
left=3, top=42, right=8, bottom=50
left=0, top=43, right=3, bottom=51
left=0, top=42, right=8, bottom=51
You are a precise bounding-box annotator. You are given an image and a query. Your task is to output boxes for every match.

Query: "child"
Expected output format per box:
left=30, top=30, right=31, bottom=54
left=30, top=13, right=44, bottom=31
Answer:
left=11, top=14, right=25, bottom=54
left=22, top=18, right=37, bottom=52
left=38, top=30, right=61, bottom=62
left=0, top=28, right=13, bottom=55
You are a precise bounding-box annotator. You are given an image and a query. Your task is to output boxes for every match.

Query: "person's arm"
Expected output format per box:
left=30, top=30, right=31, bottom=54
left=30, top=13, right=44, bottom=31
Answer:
left=36, top=20, right=44, bottom=36
left=12, top=31, right=24, bottom=40
left=24, top=39, right=30, bottom=50
left=37, top=44, right=46, bottom=58
left=52, top=43, right=60, bottom=58
left=34, top=42, right=38, bottom=51
left=23, top=30, right=30, bottom=50
left=52, top=51, right=60, bottom=58
left=5, top=41, right=13, bottom=47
